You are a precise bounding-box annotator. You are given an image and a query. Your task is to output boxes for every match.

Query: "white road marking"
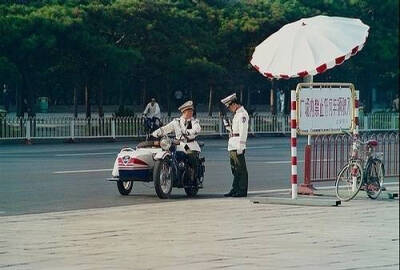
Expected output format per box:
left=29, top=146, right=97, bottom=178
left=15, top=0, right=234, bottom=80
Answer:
left=247, top=146, right=274, bottom=149
left=382, top=182, right=399, bottom=187
left=55, top=152, right=116, bottom=157
left=248, top=188, right=290, bottom=194
left=262, top=159, right=334, bottom=164
left=53, top=169, right=112, bottom=174
left=263, top=160, right=304, bottom=164
left=218, top=146, right=274, bottom=150
left=205, top=160, right=302, bottom=165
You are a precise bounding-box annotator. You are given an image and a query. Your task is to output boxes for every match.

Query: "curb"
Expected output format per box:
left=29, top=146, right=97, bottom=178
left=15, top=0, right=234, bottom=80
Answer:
left=250, top=196, right=341, bottom=206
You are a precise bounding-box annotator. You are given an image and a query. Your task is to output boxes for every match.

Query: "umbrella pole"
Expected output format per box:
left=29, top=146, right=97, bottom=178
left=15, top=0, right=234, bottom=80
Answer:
left=298, top=75, right=316, bottom=195
left=270, top=80, right=274, bottom=114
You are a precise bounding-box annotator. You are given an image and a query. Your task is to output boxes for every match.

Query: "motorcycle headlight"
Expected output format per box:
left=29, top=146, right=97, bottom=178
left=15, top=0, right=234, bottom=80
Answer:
left=160, top=136, right=172, bottom=151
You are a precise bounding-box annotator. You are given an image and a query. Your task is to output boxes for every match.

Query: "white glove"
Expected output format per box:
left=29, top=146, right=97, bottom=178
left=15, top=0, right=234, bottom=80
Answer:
left=223, top=118, right=232, bottom=133
left=237, top=148, right=243, bottom=155
left=223, top=118, right=230, bottom=127
left=152, top=129, right=162, bottom=138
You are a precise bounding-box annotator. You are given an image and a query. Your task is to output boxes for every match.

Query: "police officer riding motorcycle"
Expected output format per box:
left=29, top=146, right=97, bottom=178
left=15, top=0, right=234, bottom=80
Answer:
left=150, top=100, right=205, bottom=198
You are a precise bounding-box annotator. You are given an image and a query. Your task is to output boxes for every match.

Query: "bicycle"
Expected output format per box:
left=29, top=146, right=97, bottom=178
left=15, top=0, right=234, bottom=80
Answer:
left=141, top=115, right=162, bottom=138
left=335, top=131, right=385, bottom=201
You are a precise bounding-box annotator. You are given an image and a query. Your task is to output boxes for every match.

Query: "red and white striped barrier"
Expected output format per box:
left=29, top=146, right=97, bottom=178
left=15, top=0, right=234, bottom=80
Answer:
left=291, top=90, right=297, bottom=199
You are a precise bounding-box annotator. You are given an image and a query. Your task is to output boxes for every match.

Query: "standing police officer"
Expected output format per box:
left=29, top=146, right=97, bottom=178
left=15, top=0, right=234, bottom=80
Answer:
left=221, top=93, right=249, bottom=197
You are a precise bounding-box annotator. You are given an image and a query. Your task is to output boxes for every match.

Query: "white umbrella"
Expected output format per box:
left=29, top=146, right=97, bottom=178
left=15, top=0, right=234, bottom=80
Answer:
left=250, top=15, right=369, bottom=79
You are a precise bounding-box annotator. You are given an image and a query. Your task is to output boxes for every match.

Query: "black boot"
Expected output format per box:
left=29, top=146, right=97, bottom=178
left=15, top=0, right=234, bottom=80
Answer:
left=232, top=193, right=247, bottom=197
left=224, top=190, right=236, bottom=197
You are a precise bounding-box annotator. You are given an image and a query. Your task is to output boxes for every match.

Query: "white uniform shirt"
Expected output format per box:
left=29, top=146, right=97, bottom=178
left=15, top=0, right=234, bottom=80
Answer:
left=143, top=102, right=161, bottom=119
left=152, top=116, right=201, bottom=152
left=228, top=106, right=249, bottom=152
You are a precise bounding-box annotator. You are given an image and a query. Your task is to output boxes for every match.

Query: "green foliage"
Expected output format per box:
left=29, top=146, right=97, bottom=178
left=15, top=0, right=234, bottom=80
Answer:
left=0, top=0, right=397, bottom=110
left=0, top=56, right=20, bottom=84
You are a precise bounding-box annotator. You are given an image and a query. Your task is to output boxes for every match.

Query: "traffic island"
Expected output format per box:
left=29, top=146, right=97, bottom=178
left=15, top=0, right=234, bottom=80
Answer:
left=380, top=191, right=398, bottom=200
left=250, top=196, right=341, bottom=206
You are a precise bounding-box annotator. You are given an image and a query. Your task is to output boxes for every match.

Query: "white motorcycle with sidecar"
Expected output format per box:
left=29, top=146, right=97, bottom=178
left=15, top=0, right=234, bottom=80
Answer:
left=108, top=136, right=205, bottom=199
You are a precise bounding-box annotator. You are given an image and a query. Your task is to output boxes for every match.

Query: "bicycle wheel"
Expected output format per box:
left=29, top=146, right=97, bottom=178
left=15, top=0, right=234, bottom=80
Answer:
left=366, top=159, right=385, bottom=199
left=335, top=161, right=363, bottom=201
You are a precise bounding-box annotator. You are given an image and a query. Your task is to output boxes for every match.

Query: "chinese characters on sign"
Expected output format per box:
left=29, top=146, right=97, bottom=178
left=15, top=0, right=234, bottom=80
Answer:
left=297, top=85, right=354, bottom=135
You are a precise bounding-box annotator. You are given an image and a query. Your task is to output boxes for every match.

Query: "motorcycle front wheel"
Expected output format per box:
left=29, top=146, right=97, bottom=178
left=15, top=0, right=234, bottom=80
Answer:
left=153, top=158, right=173, bottom=199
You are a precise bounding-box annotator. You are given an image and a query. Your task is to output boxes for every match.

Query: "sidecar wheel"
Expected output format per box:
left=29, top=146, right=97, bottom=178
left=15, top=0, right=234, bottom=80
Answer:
left=117, top=180, right=133, bottom=195
left=184, top=187, right=198, bottom=197
left=153, top=159, right=173, bottom=199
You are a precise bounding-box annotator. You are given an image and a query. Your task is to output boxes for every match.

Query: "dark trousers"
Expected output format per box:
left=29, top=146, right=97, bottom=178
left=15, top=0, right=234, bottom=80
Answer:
left=185, top=150, right=199, bottom=183
left=229, top=150, right=248, bottom=195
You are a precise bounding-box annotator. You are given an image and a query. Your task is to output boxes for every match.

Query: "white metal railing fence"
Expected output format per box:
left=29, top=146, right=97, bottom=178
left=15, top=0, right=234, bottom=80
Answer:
left=252, top=114, right=290, bottom=134
left=358, top=112, right=399, bottom=131
left=0, top=113, right=398, bottom=141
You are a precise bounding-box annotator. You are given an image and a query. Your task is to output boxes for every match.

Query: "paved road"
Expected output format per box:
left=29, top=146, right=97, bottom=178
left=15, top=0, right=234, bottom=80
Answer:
left=0, top=136, right=397, bottom=216
left=1, top=137, right=308, bottom=216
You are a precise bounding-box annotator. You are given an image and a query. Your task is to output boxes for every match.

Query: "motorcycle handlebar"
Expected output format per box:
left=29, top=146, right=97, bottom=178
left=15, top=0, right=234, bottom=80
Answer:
left=172, top=139, right=181, bottom=145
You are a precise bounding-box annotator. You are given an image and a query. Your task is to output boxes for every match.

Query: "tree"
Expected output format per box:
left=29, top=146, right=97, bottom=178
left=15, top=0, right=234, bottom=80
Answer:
left=0, top=0, right=397, bottom=114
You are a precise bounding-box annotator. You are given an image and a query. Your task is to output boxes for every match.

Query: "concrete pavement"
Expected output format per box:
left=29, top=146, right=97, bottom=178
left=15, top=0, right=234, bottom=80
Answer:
left=0, top=185, right=398, bottom=270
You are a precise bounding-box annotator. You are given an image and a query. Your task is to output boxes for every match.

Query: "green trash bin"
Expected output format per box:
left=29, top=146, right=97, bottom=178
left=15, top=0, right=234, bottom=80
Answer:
left=38, top=97, right=48, bottom=113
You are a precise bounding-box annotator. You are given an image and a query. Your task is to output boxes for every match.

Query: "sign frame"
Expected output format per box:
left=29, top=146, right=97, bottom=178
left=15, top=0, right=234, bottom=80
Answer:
left=296, top=82, right=356, bottom=135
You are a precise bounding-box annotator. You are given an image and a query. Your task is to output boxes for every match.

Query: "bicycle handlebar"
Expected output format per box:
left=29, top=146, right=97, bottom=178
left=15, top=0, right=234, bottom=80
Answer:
left=340, top=129, right=368, bottom=145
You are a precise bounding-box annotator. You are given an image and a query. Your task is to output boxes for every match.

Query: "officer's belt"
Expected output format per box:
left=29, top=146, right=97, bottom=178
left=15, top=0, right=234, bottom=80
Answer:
left=229, top=133, right=240, bottom=137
